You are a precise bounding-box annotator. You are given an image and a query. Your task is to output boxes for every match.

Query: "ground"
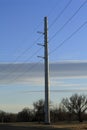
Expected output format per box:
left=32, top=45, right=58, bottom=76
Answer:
left=0, top=124, right=70, bottom=130
left=0, top=122, right=87, bottom=130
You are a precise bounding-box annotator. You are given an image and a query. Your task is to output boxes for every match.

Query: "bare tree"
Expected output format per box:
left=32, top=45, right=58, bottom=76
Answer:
left=62, top=94, right=87, bottom=122
left=17, top=107, right=33, bottom=122
left=33, top=99, right=45, bottom=123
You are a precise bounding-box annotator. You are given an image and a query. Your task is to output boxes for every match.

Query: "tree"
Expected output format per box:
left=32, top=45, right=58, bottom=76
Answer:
left=0, top=110, right=6, bottom=123
left=61, top=94, right=87, bottom=122
left=33, top=99, right=45, bottom=123
left=50, top=104, right=67, bottom=122
left=17, top=107, right=33, bottom=122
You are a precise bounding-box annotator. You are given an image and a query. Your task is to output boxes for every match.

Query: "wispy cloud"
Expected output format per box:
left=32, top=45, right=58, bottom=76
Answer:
left=0, top=61, right=87, bottom=112
left=0, top=61, right=87, bottom=86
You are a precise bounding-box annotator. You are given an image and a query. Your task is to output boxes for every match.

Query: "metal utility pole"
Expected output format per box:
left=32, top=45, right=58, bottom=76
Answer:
left=44, top=17, right=50, bottom=124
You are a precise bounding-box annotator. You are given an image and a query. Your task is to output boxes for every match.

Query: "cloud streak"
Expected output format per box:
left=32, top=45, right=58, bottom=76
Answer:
left=0, top=61, right=87, bottom=112
left=0, top=61, right=87, bottom=85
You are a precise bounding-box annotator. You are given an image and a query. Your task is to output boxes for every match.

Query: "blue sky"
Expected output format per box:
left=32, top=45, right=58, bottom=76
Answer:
left=0, top=0, right=87, bottom=112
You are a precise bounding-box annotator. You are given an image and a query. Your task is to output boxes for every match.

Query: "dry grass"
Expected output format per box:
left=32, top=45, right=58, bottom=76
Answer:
left=52, top=122, right=87, bottom=130
left=1, top=122, right=87, bottom=130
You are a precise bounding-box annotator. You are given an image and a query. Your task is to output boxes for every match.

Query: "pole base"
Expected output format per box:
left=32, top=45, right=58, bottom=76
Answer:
left=44, top=122, right=51, bottom=125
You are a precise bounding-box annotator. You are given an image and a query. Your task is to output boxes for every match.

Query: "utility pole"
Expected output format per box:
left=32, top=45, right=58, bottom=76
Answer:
left=37, top=17, right=50, bottom=124
left=44, top=17, right=50, bottom=124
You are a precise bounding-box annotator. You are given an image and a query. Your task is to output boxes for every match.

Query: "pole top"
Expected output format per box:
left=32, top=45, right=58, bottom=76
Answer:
left=44, top=16, right=48, bottom=19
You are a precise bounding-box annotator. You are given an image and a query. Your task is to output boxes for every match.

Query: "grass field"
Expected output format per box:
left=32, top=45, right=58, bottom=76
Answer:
left=1, top=122, right=87, bottom=130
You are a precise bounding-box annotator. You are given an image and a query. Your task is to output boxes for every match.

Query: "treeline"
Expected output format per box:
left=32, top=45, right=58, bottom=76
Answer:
left=0, top=93, right=87, bottom=123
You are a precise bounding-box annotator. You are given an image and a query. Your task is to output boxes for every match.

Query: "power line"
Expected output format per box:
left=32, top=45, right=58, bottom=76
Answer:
left=1, top=22, right=44, bottom=81
left=14, top=0, right=86, bottom=63
left=1, top=0, right=87, bottom=87
left=49, top=0, right=87, bottom=42
left=49, top=21, right=87, bottom=55
left=5, top=19, right=43, bottom=63
left=3, top=21, right=43, bottom=85
left=49, top=0, right=72, bottom=29
left=8, top=0, right=64, bottom=64
left=6, top=59, right=43, bottom=85
left=1, top=21, right=87, bottom=85
left=12, top=35, right=43, bottom=63
left=0, top=23, right=44, bottom=85
left=1, top=46, right=43, bottom=82
left=0, top=0, right=77, bottom=84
